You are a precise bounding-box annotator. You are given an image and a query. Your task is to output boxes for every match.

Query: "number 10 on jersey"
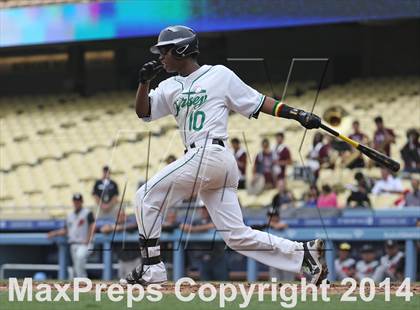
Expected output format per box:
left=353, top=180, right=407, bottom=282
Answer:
left=188, top=111, right=205, bottom=131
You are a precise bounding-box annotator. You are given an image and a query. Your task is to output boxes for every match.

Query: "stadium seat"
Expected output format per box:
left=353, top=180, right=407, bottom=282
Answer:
left=1, top=76, right=419, bottom=218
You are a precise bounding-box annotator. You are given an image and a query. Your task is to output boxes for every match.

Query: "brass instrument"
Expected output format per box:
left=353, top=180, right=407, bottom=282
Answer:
left=322, top=106, right=359, bottom=168
left=323, top=106, right=353, bottom=135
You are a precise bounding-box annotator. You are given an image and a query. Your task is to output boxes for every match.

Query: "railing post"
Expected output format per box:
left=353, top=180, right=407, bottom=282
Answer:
left=58, top=240, right=67, bottom=280
left=247, top=258, right=258, bottom=282
left=405, top=239, right=417, bottom=281
left=173, top=240, right=185, bottom=281
left=325, top=240, right=336, bottom=282
left=102, top=240, right=112, bottom=280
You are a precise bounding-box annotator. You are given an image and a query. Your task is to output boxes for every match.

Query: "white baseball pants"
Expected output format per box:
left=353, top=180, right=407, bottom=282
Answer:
left=134, top=141, right=304, bottom=274
left=70, top=244, right=89, bottom=278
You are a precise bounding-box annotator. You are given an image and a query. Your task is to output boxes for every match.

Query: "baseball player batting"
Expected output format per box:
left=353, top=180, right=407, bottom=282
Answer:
left=121, top=25, right=328, bottom=286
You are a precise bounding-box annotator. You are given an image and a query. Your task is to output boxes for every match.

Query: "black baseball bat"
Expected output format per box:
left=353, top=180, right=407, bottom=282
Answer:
left=319, top=123, right=400, bottom=172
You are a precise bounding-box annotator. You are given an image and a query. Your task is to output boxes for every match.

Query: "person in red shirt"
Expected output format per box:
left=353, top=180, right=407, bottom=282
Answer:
left=373, top=116, right=395, bottom=158
left=230, top=138, right=247, bottom=189
left=253, top=138, right=275, bottom=188
left=273, top=132, right=292, bottom=181
left=400, top=128, right=420, bottom=173
left=307, top=133, right=331, bottom=182
left=347, top=120, right=369, bottom=169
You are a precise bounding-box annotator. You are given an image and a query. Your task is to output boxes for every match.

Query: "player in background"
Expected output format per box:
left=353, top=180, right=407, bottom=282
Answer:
left=122, top=25, right=328, bottom=286
left=373, top=240, right=405, bottom=282
left=334, top=242, right=356, bottom=280
left=48, top=193, right=95, bottom=278
left=355, top=244, right=379, bottom=281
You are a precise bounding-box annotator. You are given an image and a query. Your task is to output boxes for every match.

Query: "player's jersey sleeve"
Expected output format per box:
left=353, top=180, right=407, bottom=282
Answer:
left=142, top=81, right=172, bottom=122
left=223, top=66, right=266, bottom=119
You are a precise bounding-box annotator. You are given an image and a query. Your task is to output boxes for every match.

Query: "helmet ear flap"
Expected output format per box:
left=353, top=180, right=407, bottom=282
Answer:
left=172, top=37, right=199, bottom=58
left=173, top=44, right=190, bottom=57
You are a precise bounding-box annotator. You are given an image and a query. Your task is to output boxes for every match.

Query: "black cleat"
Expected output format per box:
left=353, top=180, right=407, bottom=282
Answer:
left=302, top=239, right=328, bottom=285
left=120, top=264, right=148, bottom=286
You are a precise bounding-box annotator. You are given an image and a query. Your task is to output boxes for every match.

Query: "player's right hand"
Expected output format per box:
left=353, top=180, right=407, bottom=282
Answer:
left=139, top=60, right=163, bottom=84
left=296, top=110, right=321, bottom=129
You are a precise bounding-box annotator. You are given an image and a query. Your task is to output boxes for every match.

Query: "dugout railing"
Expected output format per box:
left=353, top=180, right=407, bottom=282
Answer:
left=0, top=226, right=418, bottom=282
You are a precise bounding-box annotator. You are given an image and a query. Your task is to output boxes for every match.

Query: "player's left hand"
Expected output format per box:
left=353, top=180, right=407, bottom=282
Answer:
left=296, top=110, right=321, bottom=129
left=139, top=60, right=163, bottom=84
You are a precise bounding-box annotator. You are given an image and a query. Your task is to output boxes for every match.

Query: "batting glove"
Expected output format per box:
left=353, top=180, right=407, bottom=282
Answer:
left=296, top=110, right=321, bottom=129
left=139, top=60, right=163, bottom=84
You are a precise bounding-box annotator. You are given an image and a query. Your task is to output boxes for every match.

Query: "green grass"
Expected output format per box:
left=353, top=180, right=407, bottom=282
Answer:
left=1, top=293, right=419, bottom=310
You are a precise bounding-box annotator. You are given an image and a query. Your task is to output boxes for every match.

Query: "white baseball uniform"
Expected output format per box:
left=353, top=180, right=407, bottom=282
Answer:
left=373, top=251, right=404, bottom=281
left=334, top=257, right=356, bottom=280
left=134, top=65, right=304, bottom=282
left=356, top=259, right=379, bottom=280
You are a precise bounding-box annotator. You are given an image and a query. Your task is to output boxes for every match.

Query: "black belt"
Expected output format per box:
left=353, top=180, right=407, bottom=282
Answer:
left=184, top=138, right=225, bottom=153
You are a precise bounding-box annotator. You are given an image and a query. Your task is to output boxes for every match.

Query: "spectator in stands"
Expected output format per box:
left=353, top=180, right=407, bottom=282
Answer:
left=400, top=128, right=420, bottom=173
left=162, top=208, right=179, bottom=232
left=334, top=242, right=356, bottom=280
left=307, top=133, right=330, bottom=182
left=373, top=240, right=405, bottom=282
left=404, top=177, right=420, bottom=207
left=266, top=207, right=289, bottom=230
left=371, top=168, right=403, bottom=195
left=273, top=132, right=292, bottom=181
left=92, top=166, right=119, bottom=219
left=231, top=138, right=247, bottom=189
left=48, top=193, right=95, bottom=278
left=179, top=207, right=228, bottom=281
left=373, top=116, right=395, bottom=158
left=165, top=154, right=177, bottom=165
left=346, top=183, right=371, bottom=208
left=345, top=171, right=374, bottom=208
left=253, top=138, right=275, bottom=188
left=354, top=171, right=374, bottom=193
left=324, top=135, right=336, bottom=168
left=356, top=244, right=379, bottom=281
left=302, top=185, right=319, bottom=208
left=317, top=184, right=338, bottom=208
left=100, top=209, right=140, bottom=279
left=271, top=179, right=294, bottom=209
left=350, top=120, right=368, bottom=143
left=265, top=207, right=294, bottom=281
left=346, top=120, right=369, bottom=168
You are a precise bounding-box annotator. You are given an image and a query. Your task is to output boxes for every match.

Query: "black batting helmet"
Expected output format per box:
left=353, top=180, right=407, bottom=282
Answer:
left=150, top=25, right=199, bottom=58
